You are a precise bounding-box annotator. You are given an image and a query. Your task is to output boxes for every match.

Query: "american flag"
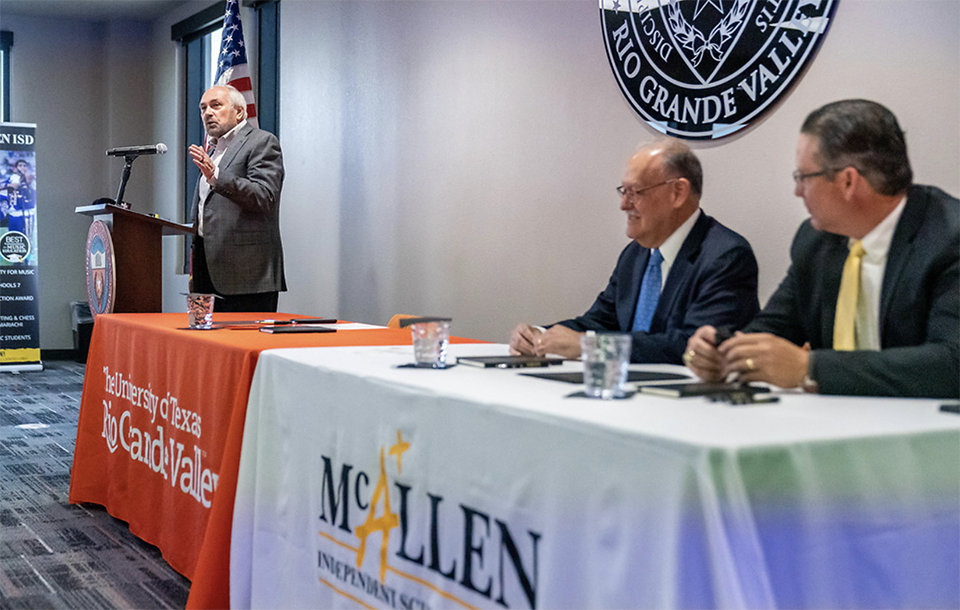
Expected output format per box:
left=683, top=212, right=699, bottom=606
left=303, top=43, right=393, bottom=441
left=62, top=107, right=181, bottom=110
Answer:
left=214, top=0, right=258, bottom=127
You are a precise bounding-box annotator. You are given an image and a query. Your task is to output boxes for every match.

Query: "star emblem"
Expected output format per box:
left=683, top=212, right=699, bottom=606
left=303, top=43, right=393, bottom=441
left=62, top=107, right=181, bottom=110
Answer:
left=693, top=0, right=725, bottom=21
left=388, top=430, right=410, bottom=473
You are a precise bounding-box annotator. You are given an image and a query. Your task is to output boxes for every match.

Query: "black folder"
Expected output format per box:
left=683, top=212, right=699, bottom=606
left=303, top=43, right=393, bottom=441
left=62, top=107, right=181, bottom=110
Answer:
left=458, top=355, right=564, bottom=368
left=521, top=370, right=692, bottom=384
left=258, top=325, right=337, bottom=334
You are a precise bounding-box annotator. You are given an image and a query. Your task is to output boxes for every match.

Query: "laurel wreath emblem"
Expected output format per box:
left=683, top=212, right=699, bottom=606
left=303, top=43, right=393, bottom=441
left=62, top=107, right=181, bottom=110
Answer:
left=667, top=0, right=752, bottom=67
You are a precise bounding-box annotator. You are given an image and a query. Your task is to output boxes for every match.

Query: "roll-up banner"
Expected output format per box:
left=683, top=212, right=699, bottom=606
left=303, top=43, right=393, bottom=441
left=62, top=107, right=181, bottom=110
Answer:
left=0, top=122, right=41, bottom=372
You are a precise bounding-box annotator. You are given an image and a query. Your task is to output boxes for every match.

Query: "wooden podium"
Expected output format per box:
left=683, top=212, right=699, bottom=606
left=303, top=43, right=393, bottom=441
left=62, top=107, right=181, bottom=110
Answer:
left=75, top=203, right=194, bottom=313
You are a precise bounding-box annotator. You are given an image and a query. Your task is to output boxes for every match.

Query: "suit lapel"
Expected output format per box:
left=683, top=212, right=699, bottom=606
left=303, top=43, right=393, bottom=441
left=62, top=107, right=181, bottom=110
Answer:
left=819, top=236, right=848, bottom=347
left=879, top=187, right=924, bottom=326
left=194, top=123, right=255, bottom=217
left=217, top=122, right=254, bottom=171
left=654, top=213, right=711, bottom=330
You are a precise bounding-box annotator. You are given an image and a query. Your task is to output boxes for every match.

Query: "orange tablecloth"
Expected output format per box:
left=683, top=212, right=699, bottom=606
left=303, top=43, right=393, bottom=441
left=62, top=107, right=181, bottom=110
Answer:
left=68, top=313, right=476, bottom=609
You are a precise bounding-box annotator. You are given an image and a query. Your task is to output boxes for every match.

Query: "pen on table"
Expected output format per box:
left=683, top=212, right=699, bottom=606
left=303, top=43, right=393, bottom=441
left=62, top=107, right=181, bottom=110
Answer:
left=258, top=318, right=337, bottom=325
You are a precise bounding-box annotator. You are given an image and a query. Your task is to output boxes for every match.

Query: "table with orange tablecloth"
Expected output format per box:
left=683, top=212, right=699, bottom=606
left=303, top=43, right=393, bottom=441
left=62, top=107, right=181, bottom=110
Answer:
left=68, top=313, right=477, bottom=609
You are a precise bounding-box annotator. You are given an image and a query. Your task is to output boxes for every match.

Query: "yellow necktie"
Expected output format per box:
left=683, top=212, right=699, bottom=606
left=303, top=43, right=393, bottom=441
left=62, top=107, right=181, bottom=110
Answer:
left=833, top=240, right=865, bottom=351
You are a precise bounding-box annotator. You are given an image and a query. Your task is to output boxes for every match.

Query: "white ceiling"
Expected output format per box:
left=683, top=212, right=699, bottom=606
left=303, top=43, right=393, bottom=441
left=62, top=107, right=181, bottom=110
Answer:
left=0, top=0, right=201, bottom=21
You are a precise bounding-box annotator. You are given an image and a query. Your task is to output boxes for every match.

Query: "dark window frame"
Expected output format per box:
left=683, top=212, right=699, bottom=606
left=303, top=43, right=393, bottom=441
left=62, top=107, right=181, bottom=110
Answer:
left=1, top=30, right=13, bottom=122
left=257, top=2, right=280, bottom=136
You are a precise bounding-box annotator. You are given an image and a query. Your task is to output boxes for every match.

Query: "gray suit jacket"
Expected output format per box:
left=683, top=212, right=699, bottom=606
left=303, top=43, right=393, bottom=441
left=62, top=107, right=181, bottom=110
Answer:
left=191, top=123, right=286, bottom=295
left=746, top=185, right=959, bottom=398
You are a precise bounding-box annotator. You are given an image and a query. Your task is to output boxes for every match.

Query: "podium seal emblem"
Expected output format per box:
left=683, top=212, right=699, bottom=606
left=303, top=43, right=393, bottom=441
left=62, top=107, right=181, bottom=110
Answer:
left=600, top=0, right=839, bottom=139
left=86, top=220, right=116, bottom=316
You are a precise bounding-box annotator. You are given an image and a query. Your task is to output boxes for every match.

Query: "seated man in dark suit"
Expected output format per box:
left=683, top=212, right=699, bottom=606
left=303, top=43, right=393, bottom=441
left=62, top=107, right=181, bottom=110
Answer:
left=510, top=139, right=760, bottom=364
left=685, top=99, right=959, bottom=398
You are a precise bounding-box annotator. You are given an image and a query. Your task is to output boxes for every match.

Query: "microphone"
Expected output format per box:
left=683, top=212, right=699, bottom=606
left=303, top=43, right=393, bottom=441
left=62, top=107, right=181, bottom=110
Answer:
left=106, top=143, right=168, bottom=157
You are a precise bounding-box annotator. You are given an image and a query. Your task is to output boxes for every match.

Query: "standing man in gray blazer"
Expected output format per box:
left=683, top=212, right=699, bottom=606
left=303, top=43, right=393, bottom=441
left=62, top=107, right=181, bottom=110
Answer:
left=188, top=84, right=286, bottom=312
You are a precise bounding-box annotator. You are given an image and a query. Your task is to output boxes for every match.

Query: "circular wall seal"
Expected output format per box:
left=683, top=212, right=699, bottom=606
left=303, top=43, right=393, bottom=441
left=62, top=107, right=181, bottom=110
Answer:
left=600, top=0, right=839, bottom=139
left=0, top=230, right=31, bottom=263
left=86, top=220, right=116, bottom=317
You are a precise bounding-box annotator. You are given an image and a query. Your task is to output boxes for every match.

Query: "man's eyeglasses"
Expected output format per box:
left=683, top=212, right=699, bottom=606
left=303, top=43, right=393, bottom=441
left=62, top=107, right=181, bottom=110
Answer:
left=616, top=178, right=678, bottom=200
left=792, top=167, right=849, bottom=184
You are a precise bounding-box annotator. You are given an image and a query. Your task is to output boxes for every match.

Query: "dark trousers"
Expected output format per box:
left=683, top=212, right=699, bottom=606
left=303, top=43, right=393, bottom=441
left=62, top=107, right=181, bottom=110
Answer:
left=191, top=237, right=280, bottom=313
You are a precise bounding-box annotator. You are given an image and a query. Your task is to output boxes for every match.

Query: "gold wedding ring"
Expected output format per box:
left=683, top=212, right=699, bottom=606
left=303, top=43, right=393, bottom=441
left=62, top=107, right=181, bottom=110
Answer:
left=683, top=350, right=695, bottom=366
left=745, top=357, right=756, bottom=372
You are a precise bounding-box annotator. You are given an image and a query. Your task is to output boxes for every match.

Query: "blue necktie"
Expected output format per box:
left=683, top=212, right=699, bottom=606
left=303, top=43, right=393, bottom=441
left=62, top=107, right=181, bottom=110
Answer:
left=632, top=249, right=663, bottom=332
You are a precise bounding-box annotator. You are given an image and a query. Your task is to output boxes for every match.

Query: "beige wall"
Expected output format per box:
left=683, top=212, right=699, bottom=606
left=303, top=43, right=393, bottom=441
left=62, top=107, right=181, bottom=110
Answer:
left=278, top=0, right=960, bottom=342
left=3, top=13, right=161, bottom=349
left=5, top=0, right=959, bottom=348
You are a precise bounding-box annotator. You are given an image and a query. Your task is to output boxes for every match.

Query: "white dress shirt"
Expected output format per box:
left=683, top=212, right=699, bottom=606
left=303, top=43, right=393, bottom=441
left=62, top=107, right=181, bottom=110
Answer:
left=655, top=208, right=701, bottom=289
left=854, top=196, right=907, bottom=350
left=198, top=119, right=246, bottom=236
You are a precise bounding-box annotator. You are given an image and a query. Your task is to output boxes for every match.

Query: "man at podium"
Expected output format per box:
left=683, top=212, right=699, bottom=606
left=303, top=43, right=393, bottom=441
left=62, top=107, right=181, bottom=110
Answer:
left=188, top=84, right=286, bottom=312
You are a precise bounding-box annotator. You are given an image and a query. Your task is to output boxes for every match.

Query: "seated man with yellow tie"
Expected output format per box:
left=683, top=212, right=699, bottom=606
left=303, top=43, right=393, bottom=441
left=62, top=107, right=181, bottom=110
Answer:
left=684, top=99, right=959, bottom=398
left=509, top=139, right=760, bottom=364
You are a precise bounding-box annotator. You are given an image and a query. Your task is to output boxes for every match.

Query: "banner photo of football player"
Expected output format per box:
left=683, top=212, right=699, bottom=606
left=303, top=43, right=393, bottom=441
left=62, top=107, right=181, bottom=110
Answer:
left=0, top=122, right=42, bottom=370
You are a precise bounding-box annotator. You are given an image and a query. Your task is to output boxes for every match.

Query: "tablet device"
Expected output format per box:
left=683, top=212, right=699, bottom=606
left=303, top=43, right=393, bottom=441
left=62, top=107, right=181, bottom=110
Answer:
left=458, top=355, right=564, bottom=368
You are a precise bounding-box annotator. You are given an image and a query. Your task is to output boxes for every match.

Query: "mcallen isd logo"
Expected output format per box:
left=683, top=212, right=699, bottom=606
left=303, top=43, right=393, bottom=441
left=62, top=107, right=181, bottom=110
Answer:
left=600, top=0, right=839, bottom=139
left=317, top=431, right=541, bottom=609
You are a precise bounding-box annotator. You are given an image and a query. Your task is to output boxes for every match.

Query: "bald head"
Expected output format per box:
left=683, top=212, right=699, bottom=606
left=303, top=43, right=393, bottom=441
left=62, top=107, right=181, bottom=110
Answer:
left=636, top=138, right=703, bottom=197
left=619, top=139, right=703, bottom=248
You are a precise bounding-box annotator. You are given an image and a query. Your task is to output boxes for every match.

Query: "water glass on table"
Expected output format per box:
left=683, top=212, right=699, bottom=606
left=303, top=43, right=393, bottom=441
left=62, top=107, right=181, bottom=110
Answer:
left=580, top=331, right=632, bottom=399
left=186, top=293, right=216, bottom=329
left=402, top=317, right=453, bottom=368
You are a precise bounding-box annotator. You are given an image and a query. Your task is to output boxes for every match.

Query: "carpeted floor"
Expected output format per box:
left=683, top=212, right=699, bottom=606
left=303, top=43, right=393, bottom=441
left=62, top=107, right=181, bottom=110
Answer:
left=1, top=360, right=191, bottom=609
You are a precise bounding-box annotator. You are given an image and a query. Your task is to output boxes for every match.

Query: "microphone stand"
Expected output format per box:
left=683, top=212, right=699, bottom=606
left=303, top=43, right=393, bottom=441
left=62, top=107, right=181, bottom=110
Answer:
left=113, top=154, right=139, bottom=208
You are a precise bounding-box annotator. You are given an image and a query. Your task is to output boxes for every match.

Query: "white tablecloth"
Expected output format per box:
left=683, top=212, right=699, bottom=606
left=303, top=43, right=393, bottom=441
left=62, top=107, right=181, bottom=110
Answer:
left=231, top=344, right=960, bottom=609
